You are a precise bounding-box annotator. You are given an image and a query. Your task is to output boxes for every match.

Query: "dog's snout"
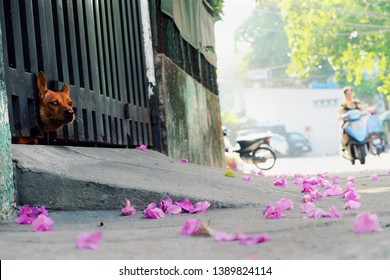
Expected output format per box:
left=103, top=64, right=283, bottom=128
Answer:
left=65, top=109, right=74, bottom=120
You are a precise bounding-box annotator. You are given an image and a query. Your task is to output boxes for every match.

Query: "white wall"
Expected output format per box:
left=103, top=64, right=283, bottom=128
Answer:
left=242, top=88, right=344, bottom=156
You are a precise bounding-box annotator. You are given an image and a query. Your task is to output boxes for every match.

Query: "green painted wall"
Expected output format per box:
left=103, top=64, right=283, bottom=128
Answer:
left=0, top=27, right=14, bottom=218
left=155, top=54, right=225, bottom=167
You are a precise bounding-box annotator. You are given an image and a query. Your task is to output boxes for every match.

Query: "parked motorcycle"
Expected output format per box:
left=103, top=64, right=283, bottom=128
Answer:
left=369, top=132, right=385, bottom=156
left=234, top=132, right=276, bottom=170
left=342, top=109, right=370, bottom=165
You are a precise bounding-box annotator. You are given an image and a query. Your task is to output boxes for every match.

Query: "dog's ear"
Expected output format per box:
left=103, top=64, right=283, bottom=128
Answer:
left=37, top=72, right=47, bottom=99
left=60, top=83, right=70, bottom=96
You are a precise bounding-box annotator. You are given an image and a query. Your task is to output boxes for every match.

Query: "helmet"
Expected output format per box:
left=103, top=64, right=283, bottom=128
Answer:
left=343, top=86, right=353, bottom=94
left=368, top=106, right=378, bottom=115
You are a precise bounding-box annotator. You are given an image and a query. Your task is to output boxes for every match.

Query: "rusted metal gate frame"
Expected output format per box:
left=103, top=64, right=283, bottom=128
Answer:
left=0, top=0, right=152, bottom=147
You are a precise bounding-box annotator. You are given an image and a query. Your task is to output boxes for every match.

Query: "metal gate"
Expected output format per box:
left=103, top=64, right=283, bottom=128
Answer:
left=0, top=0, right=152, bottom=147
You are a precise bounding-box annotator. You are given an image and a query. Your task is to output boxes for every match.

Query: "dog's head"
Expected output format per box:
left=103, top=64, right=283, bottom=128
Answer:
left=37, top=71, right=75, bottom=132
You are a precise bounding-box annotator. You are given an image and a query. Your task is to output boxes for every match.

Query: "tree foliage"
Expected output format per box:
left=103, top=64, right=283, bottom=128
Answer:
left=235, top=3, right=290, bottom=82
left=277, top=0, right=390, bottom=97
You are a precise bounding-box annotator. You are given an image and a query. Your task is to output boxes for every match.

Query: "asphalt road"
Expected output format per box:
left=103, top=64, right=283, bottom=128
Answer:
left=267, top=152, right=390, bottom=175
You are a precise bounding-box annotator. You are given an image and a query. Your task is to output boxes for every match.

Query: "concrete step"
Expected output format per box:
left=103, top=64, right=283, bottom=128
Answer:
left=11, top=145, right=291, bottom=211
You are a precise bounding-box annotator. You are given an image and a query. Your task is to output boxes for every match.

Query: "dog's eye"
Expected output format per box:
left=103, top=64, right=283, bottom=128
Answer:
left=50, top=101, right=58, bottom=106
left=68, top=101, right=73, bottom=106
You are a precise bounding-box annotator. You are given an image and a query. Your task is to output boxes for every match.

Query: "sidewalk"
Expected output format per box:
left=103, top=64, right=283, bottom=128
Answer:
left=1, top=146, right=389, bottom=260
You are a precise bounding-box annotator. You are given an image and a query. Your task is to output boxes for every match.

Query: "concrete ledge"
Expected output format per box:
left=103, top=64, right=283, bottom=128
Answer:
left=12, top=145, right=287, bottom=211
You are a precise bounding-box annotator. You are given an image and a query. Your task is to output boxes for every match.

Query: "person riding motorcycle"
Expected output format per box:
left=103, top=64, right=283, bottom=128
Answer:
left=367, top=106, right=385, bottom=152
left=339, top=86, right=362, bottom=152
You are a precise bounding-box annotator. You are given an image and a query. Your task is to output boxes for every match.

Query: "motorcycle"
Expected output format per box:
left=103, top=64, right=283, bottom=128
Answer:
left=342, top=109, right=370, bottom=165
left=234, top=132, right=276, bottom=170
left=369, top=132, right=385, bottom=156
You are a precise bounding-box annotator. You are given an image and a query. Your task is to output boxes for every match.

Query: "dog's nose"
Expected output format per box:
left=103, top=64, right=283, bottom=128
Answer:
left=65, top=109, right=74, bottom=120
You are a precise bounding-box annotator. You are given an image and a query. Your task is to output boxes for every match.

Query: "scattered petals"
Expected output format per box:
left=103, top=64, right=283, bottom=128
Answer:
left=238, top=233, right=271, bottom=245
left=322, top=206, right=342, bottom=218
left=276, top=198, right=293, bottom=211
left=242, top=175, right=255, bottom=182
left=344, top=200, right=361, bottom=210
left=136, top=144, right=148, bottom=151
left=180, top=219, right=211, bottom=236
left=332, top=176, right=339, bottom=184
left=273, top=177, right=287, bottom=187
left=347, top=176, right=356, bottom=183
left=305, top=208, right=326, bottom=219
left=180, top=158, right=189, bottom=163
left=165, top=204, right=183, bottom=215
left=370, top=174, right=379, bottom=181
left=31, top=206, right=49, bottom=217
left=299, top=202, right=316, bottom=213
left=15, top=213, right=34, bottom=225
left=31, top=214, right=54, bottom=232
left=309, top=189, right=323, bottom=200
left=121, top=199, right=136, bottom=216
left=353, top=212, right=382, bottom=233
left=143, top=203, right=165, bottom=219
left=174, top=199, right=194, bottom=213
left=302, top=195, right=314, bottom=203
left=345, top=189, right=361, bottom=201
left=263, top=203, right=285, bottom=219
left=190, top=201, right=211, bottom=214
left=214, top=231, right=237, bottom=242
left=76, top=230, right=103, bottom=249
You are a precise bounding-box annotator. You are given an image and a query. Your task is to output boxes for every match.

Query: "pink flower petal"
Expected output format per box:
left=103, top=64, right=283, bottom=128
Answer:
left=31, top=206, right=49, bottom=217
left=121, top=199, right=136, bottom=216
left=31, top=214, right=54, bottom=232
left=347, top=176, right=356, bottom=183
left=301, top=182, right=314, bottom=193
left=353, top=212, right=382, bottom=233
left=238, top=233, right=272, bottom=245
left=302, top=195, right=314, bottom=203
left=19, top=204, right=33, bottom=216
left=15, top=213, right=34, bottom=225
left=322, top=206, right=342, bottom=218
left=263, top=203, right=284, bottom=219
left=159, top=197, right=173, bottom=211
left=143, top=203, right=165, bottom=219
left=135, top=144, right=148, bottom=151
left=332, top=176, right=339, bottom=184
left=305, top=208, right=326, bottom=219
left=344, top=200, right=361, bottom=210
left=165, top=204, right=183, bottom=215
left=299, top=202, right=316, bottom=213
left=309, top=189, right=323, bottom=200
left=174, top=199, right=194, bottom=213
left=273, top=177, right=287, bottom=187
left=242, top=176, right=255, bottom=182
left=370, top=174, right=379, bottom=181
left=76, top=230, right=103, bottom=249
left=215, top=231, right=237, bottom=242
left=276, top=198, right=293, bottom=211
left=180, top=219, right=204, bottom=235
left=180, top=158, right=189, bottom=163
left=345, top=190, right=361, bottom=201
left=190, top=201, right=211, bottom=214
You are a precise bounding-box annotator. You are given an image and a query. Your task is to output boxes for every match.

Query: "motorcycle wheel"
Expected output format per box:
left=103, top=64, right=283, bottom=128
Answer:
left=252, top=147, right=276, bottom=170
left=359, top=145, right=366, bottom=164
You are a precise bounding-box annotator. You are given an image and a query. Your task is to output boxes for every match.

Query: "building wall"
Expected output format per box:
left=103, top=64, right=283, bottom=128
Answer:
left=0, top=27, right=14, bottom=219
left=243, top=88, right=344, bottom=156
left=155, top=53, right=225, bottom=167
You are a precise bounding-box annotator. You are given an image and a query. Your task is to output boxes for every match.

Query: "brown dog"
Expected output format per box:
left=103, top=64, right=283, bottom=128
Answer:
left=37, top=71, right=75, bottom=132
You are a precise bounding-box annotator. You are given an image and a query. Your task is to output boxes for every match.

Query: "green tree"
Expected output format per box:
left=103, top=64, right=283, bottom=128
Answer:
left=235, top=2, right=291, bottom=85
left=276, top=0, right=390, bottom=98
left=235, top=1, right=335, bottom=87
